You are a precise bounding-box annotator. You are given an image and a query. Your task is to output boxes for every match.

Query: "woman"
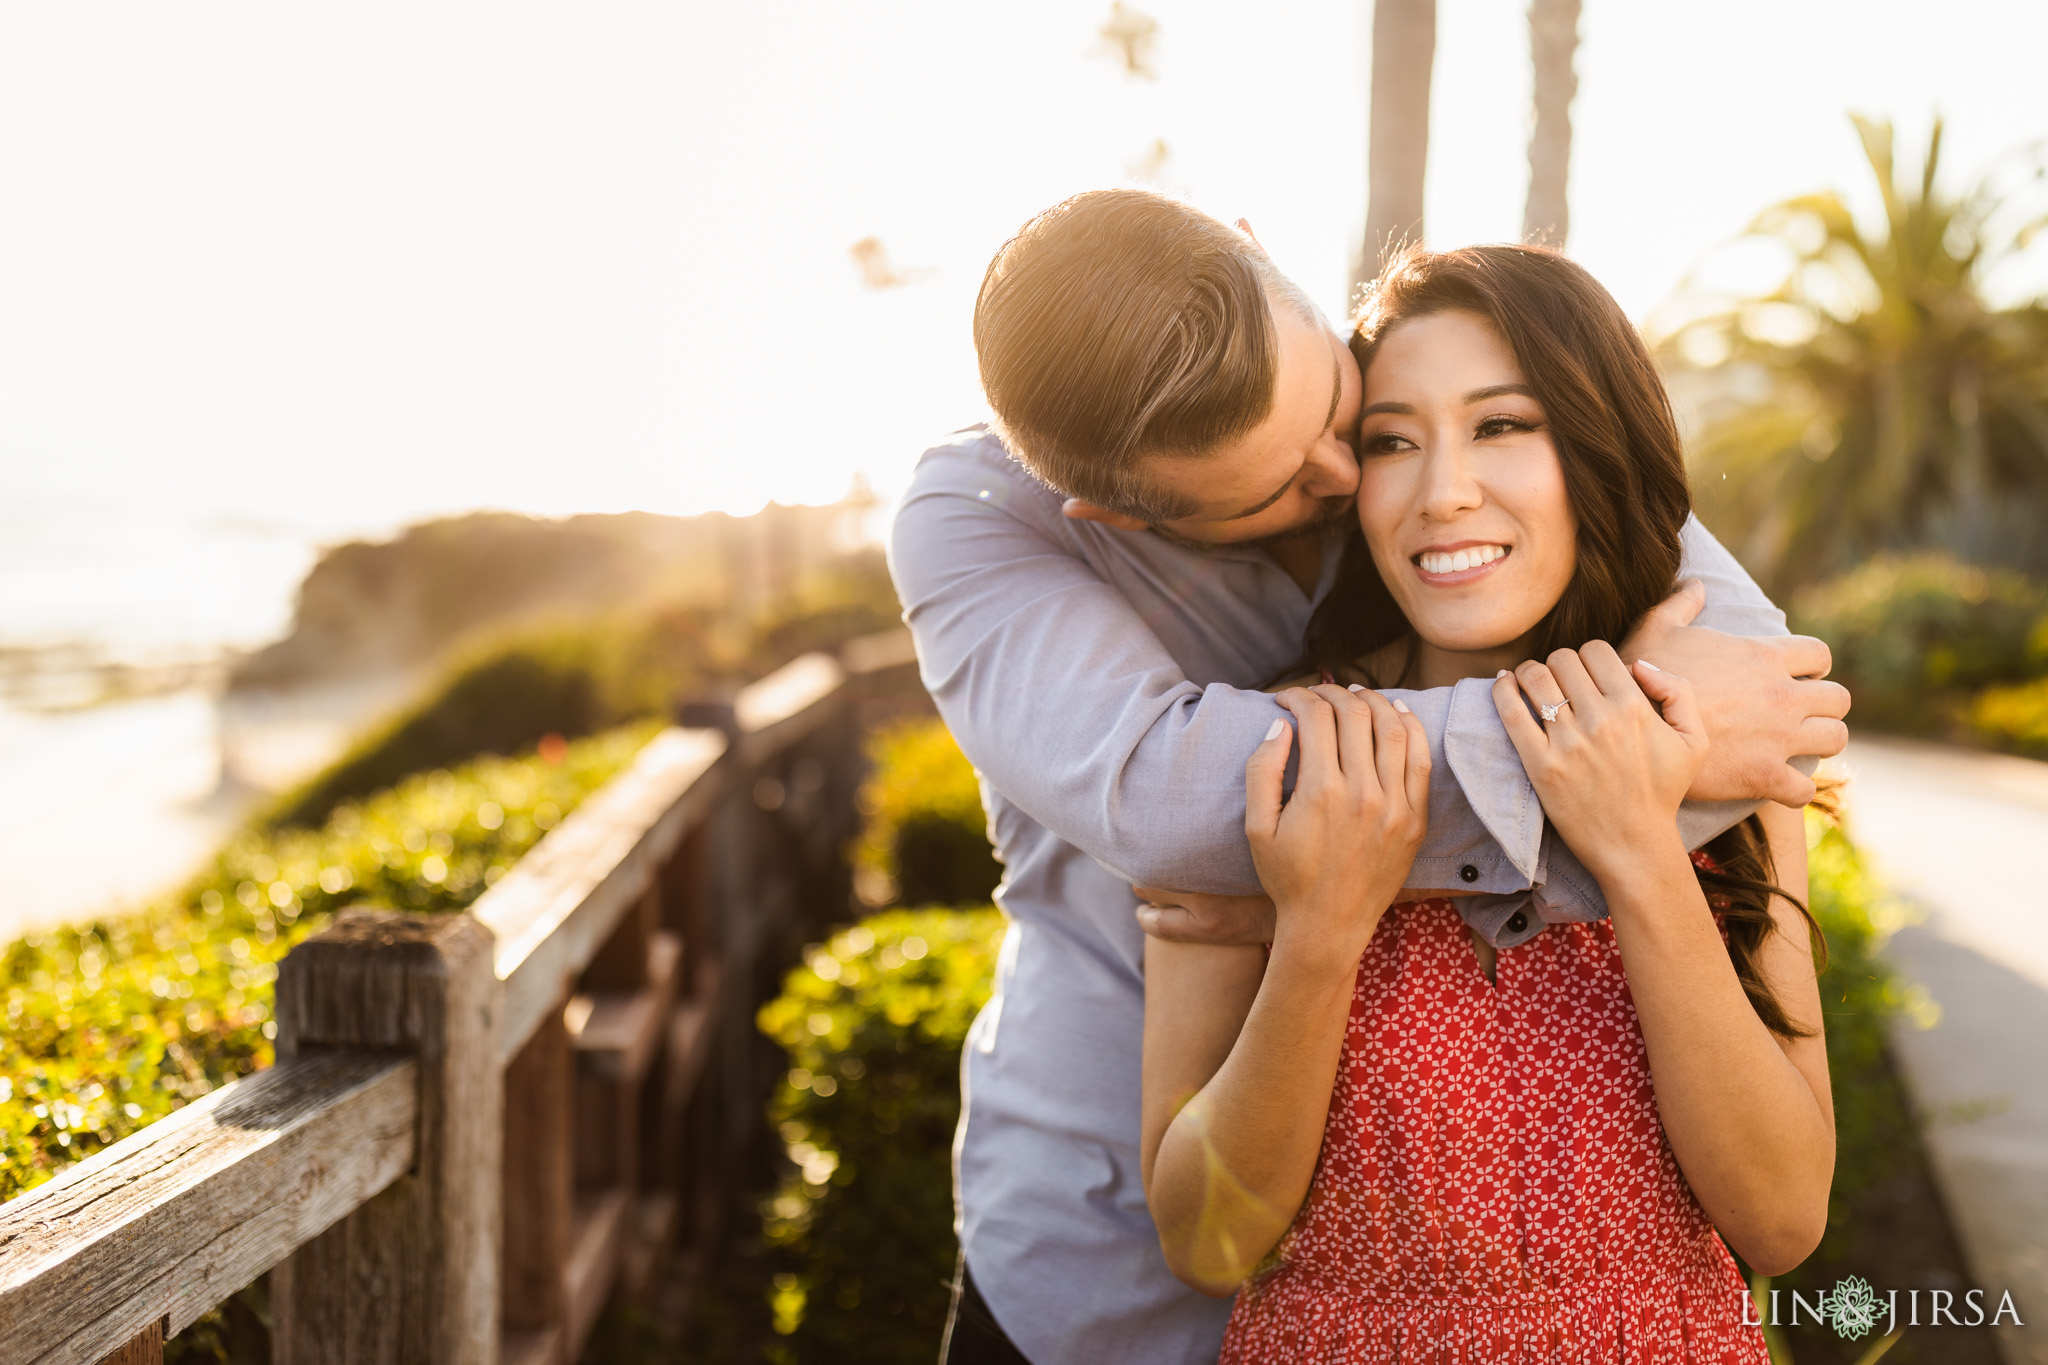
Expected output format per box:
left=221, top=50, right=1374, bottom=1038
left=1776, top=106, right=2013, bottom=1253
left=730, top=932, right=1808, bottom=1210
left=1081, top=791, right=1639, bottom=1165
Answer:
left=1138, top=245, right=1834, bottom=1361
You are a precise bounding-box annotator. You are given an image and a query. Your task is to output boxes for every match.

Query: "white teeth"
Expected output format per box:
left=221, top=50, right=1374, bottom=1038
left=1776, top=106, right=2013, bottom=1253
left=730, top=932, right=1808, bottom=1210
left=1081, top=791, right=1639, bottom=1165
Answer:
left=1419, top=545, right=1506, bottom=574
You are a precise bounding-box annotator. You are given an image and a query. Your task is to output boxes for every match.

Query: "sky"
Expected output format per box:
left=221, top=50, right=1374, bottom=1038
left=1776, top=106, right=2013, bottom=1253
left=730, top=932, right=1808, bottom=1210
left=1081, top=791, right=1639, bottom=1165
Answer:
left=1, top=1, right=2045, bottom=626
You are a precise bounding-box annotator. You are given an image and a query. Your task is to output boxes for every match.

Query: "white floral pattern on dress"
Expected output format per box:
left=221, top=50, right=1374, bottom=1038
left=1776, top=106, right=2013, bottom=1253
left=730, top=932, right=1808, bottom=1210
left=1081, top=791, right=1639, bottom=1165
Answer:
left=1220, top=899, right=1771, bottom=1364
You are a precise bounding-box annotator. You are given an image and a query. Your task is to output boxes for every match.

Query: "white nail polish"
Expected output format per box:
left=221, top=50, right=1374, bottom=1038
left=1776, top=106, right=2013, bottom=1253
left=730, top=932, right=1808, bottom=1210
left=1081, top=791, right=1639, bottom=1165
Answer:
left=1392, top=698, right=1411, bottom=713
left=1639, top=660, right=1661, bottom=672
left=1263, top=718, right=1286, bottom=742
left=1496, top=669, right=1510, bottom=679
left=1347, top=683, right=1366, bottom=693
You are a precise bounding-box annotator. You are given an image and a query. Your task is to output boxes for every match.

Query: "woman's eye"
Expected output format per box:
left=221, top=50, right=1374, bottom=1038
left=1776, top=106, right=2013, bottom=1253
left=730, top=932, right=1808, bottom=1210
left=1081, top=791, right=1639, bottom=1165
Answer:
left=1477, top=415, right=1539, bottom=439
left=1362, top=431, right=1415, bottom=455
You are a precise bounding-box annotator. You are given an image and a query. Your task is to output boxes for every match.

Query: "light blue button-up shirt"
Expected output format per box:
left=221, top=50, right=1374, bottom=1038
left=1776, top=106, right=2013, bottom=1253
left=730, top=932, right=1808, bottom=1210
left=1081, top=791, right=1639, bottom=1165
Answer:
left=888, top=427, right=1789, bottom=1364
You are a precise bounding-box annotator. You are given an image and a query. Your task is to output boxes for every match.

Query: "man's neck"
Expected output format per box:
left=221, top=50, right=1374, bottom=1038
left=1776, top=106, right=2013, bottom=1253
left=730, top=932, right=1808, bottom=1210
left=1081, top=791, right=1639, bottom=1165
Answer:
left=1264, top=533, right=1326, bottom=597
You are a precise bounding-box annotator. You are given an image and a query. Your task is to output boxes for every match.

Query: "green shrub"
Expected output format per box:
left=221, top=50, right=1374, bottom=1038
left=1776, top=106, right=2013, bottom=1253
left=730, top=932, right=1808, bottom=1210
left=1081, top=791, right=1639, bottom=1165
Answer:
left=0, top=722, right=656, bottom=1203
left=1802, top=816, right=1925, bottom=1252
left=267, top=576, right=905, bottom=832
left=852, top=720, right=1000, bottom=907
left=755, top=909, right=1006, bottom=1362
left=265, top=619, right=713, bottom=829
left=1969, top=675, right=2048, bottom=757
left=1791, top=553, right=2048, bottom=731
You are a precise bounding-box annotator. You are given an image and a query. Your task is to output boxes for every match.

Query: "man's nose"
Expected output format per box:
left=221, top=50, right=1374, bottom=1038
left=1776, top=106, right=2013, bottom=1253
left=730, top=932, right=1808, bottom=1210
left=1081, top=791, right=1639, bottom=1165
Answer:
left=1299, top=435, right=1361, bottom=497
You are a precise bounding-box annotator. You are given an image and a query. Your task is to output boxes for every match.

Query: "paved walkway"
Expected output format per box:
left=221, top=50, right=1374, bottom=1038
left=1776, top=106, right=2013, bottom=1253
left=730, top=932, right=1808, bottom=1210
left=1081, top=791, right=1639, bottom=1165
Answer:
left=1841, top=737, right=2048, bottom=1363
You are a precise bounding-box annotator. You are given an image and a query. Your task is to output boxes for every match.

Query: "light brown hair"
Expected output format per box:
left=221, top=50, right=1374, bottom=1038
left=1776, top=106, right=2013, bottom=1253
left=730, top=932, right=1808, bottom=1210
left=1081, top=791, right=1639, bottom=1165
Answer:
left=975, top=189, right=1317, bottom=521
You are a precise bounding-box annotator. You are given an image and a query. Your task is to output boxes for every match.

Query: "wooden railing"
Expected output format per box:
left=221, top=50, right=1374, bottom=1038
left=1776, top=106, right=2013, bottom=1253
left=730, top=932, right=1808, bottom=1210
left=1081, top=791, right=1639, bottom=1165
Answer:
left=0, top=629, right=926, bottom=1365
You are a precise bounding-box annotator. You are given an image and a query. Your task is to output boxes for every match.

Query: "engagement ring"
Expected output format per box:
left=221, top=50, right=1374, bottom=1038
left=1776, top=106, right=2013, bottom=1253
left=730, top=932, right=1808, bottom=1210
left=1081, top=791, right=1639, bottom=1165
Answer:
left=1539, top=701, right=1571, bottom=723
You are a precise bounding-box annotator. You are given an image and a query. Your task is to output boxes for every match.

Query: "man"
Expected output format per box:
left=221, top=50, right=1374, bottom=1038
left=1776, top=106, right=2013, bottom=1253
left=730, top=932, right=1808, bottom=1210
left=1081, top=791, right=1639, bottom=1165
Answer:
left=888, top=189, right=1850, bottom=1364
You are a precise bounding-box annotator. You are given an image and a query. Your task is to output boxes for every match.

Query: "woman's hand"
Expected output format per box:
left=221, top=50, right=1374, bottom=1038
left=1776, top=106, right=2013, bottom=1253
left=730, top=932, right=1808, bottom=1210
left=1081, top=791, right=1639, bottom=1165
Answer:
left=1491, top=640, right=1708, bottom=880
left=1247, top=684, right=1431, bottom=963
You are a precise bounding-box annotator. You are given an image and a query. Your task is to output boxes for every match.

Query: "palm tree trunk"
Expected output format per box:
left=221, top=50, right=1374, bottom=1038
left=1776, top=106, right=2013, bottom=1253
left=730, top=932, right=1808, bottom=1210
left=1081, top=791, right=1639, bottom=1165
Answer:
left=1362, top=0, right=1436, bottom=282
left=1522, top=0, right=1580, bottom=247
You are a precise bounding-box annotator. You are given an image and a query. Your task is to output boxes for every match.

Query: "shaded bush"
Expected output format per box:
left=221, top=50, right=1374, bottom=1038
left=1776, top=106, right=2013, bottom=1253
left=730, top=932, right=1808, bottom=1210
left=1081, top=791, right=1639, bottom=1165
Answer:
left=268, top=571, right=904, bottom=831
left=852, top=720, right=1001, bottom=907
left=1791, top=553, right=2048, bottom=731
left=756, top=909, right=1006, bottom=1362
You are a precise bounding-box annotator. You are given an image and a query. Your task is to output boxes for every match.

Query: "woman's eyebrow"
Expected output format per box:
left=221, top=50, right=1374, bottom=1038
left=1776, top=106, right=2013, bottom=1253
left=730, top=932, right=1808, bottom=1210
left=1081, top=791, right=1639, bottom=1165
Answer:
left=1361, top=383, right=1533, bottom=418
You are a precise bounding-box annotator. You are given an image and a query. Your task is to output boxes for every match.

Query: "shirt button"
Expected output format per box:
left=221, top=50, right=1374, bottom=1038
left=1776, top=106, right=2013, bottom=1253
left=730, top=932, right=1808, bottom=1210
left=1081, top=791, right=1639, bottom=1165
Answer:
left=1459, top=864, right=1479, bottom=883
left=1506, top=911, right=1528, bottom=934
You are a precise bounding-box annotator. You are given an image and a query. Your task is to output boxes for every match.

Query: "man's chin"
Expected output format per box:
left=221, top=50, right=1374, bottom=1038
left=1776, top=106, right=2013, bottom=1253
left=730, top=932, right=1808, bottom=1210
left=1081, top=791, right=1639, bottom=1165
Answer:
left=1240, top=497, right=1357, bottom=551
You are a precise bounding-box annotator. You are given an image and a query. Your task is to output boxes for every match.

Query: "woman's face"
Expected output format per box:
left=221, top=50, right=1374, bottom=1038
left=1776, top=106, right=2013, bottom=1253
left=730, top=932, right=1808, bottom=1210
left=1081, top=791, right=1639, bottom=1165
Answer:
left=1355, top=309, right=1577, bottom=669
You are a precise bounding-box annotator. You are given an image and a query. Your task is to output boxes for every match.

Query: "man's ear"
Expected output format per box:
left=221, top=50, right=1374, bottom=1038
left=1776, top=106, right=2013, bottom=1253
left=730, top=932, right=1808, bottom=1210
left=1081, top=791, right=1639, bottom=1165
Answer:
left=1235, top=218, right=1265, bottom=251
left=1061, top=498, right=1151, bottom=533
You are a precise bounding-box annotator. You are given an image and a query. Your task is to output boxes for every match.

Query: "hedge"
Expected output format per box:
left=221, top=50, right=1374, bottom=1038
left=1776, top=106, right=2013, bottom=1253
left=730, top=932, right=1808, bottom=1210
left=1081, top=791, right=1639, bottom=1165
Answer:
left=1791, top=552, right=2048, bottom=736
left=850, top=720, right=1002, bottom=909
left=756, top=909, right=1006, bottom=1360
left=0, top=722, right=658, bottom=1204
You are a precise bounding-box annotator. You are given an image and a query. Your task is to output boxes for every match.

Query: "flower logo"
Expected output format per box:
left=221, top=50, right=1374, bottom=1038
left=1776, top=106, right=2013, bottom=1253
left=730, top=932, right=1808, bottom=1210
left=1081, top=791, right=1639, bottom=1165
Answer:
left=1827, top=1275, right=1882, bottom=1340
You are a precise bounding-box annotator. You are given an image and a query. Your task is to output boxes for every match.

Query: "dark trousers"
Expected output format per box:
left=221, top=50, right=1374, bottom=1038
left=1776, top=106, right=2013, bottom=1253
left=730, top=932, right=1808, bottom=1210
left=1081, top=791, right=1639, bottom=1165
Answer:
left=940, top=1254, right=1032, bottom=1364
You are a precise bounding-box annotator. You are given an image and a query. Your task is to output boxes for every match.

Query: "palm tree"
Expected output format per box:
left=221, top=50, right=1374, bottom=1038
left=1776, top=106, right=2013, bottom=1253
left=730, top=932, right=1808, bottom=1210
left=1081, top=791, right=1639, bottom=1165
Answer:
left=1663, top=116, right=2048, bottom=594
left=1361, top=0, right=1436, bottom=284
left=1522, top=0, right=1580, bottom=246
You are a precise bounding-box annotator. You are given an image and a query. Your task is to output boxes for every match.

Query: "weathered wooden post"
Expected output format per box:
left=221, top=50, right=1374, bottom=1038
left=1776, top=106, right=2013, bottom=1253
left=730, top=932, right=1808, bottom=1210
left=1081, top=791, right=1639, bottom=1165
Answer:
left=500, top=992, right=572, bottom=1365
left=269, top=910, right=501, bottom=1365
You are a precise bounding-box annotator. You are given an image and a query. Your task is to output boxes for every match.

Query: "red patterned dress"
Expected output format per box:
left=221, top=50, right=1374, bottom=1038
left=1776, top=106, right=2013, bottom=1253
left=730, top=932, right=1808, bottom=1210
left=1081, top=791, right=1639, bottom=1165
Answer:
left=1219, top=898, right=1769, bottom=1364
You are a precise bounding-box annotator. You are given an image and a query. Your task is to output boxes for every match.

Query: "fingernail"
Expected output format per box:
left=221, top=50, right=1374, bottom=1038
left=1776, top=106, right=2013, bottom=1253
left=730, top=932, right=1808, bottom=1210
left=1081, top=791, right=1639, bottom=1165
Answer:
left=1392, top=698, right=1411, bottom=713
left=1348, top=683, right=1365, bottom=693
left=1496, top=669, right=1509, bottom=679
left=1263, top=718, right=1286, bottom=742
left=1639, top=659, right=1661, bottom=672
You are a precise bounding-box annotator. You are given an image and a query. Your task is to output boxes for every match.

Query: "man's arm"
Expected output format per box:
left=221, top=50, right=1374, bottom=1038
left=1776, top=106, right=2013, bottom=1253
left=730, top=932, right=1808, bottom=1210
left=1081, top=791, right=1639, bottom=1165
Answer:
left=891, top=435, right=1844, bottom=914
left=890, top=434, right=1299, bottom=897
left=1629, top=518, right=1851, bottom=812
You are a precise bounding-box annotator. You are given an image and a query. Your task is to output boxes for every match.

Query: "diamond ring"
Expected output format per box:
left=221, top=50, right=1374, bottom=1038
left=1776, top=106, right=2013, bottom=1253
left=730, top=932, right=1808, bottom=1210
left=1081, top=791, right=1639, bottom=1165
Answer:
left=1539, top=700, right=1571, bottom=723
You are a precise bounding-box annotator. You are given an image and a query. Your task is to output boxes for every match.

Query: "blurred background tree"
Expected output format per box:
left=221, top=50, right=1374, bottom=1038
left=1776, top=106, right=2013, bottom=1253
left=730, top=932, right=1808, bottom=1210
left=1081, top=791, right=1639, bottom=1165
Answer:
left=1360, top=0, right=1436, bottom=282
left=1666, top=116, right=2048, bottom=596
left=1522, top=0, right=1580, bottom=247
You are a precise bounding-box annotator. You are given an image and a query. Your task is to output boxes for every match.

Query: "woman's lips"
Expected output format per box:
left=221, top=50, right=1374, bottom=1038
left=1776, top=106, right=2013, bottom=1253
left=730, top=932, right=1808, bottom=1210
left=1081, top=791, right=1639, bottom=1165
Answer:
left=1412, top=543, right=1511, bottom=585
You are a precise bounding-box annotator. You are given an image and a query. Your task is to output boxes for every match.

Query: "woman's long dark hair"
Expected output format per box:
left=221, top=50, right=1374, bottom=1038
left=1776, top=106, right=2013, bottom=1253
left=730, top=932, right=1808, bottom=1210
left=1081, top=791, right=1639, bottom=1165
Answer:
left=1311, top=244, right=1823, bottom=1036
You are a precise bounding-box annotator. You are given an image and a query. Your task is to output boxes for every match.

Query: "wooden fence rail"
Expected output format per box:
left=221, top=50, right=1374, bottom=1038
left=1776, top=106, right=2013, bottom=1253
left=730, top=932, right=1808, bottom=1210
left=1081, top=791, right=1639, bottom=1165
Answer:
left=0, top=628, right=926, bottom=1365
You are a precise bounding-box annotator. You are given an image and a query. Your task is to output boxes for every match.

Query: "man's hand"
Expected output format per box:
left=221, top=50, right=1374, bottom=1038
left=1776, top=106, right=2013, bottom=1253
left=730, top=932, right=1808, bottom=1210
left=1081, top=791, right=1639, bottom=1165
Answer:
left=1620, top=579, right=1851, bottom=807
left=1135, top=889, right=1276, bottom=946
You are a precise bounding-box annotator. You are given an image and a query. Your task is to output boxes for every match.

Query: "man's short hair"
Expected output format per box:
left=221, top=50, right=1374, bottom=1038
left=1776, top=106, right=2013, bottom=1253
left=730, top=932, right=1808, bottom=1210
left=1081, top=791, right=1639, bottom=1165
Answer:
left=974, top=189, right=1320, bottom=522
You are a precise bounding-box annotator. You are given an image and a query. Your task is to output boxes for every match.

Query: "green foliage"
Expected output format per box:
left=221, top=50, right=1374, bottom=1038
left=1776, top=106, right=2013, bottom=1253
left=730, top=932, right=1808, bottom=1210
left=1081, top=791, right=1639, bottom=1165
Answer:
left=1969, top=675, right=2048, bottom=756
left=267, top=560, right=904, bottom=831
left=1767, top=815, right=1986, bottom=1363
left=1666, top=116, right=2048, bottom=593
left=755, top=909, right=1006, bottom=1362
left=853, top=720, right=1001, bottom=907
left=0, top=723, right=654, bottom=1203
left=265, top=617, right=714, bottom=829
left=1803, top=817, right=1924, bottom=1254
left=1791, top=552, right=2048, bottom=730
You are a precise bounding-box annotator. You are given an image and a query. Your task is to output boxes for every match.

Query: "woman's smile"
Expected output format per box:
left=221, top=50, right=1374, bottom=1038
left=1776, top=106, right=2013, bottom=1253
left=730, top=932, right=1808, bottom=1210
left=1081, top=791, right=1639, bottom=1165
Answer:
left=1412, top=540, right=1512, bottom=583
